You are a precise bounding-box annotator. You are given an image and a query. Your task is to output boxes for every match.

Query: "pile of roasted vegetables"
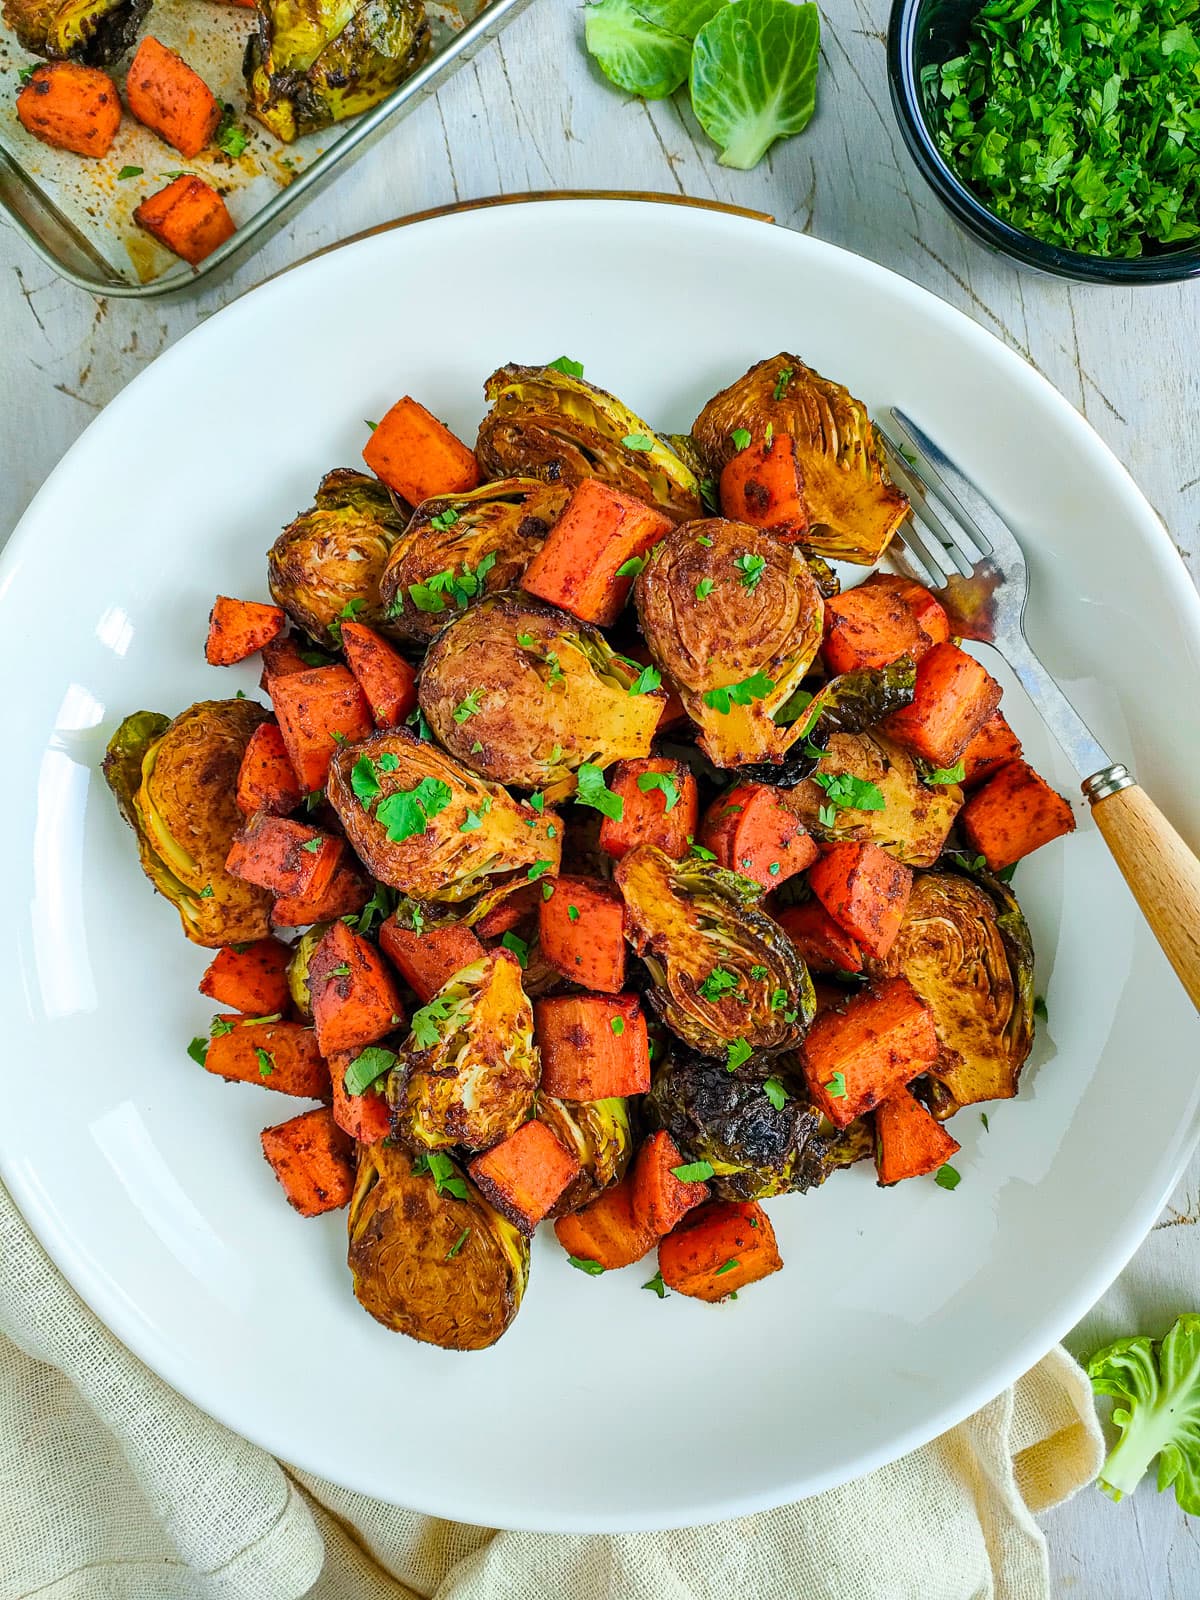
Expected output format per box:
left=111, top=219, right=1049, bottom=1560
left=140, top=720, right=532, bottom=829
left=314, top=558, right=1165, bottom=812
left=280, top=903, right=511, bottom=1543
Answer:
left=103, top=353, right=1076, bottom=1351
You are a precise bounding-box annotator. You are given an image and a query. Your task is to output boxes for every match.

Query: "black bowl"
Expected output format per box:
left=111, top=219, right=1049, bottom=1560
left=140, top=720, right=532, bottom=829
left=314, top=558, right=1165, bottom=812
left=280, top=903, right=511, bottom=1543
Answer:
left=887, top=0, right=1200, bottom=284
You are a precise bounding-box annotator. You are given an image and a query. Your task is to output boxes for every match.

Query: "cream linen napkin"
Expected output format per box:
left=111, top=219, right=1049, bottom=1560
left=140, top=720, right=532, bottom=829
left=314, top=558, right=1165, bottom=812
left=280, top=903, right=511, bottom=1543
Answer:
left=0, top=1178, right=1103, bottom=1600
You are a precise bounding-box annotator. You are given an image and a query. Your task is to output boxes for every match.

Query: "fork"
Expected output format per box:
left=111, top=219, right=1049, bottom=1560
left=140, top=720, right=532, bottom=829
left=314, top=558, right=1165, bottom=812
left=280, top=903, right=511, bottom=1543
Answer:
left=877, top=409, right=1200, bottom=1010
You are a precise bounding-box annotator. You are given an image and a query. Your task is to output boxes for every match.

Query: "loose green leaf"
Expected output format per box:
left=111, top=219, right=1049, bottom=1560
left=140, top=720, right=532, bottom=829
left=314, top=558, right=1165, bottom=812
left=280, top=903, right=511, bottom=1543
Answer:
left=1088, top=1313, right=1200, bottom=1509
left=429, top=508, right=460, bottom=532
left=636, top=770, right=680, bottom=811
left=376, top=777, right=452, bottom=843
left=642, top=1270, right=668, bottom=1297
left=773, top=366, right=793, bottom=400
left=569, top=1255, right=606, bottom=1275
left=690, top=841, right=717, bottom=861
left=117, top=165, right=144, bottom=180
left=575, top=762, right=624, bottom=822
left=210, top=1016, right=235, bottom=1037
left=547, top=355, right=585, bottom=377
left=187, top=1037, right=208, bottom=1067
left=412, top=1148, right=469, bottom=1200
left=923, top=759, right=966, bottom=785
left=410, top=995, right=463, bottom=1049
left=935, top=1163, right=961, bottom=1190
left=584, top=0, right=725, bottom=99
left=671, top=1159, right=716, bottom=1182
left=343, top=1046, right=397, bottom=1096
left=300, top=838, right=322, bottom=853
left=527, top=860, right=554, bottom=880
left=215, top=107, right=249, bottom=159
left=980, top=1112, right=990, bottom=1131
left=690, top=0, right=820, bottom=169
left=726, top=1037, right=752, bottom=1071
left=567, top=904, right=580, bottom=922
left=763, top=1076, right=788, bottom=1110
left=628, top=664, right=661, bottom=695
left=703, top=670, right=775, bottom=714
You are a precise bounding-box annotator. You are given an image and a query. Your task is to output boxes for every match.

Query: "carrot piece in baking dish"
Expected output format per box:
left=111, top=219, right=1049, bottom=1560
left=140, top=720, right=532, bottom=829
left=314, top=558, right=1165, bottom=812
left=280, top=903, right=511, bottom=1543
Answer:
left=697, top=780, right=818, bottom=889
left=261, top=1106, right=356, bottom=1216
left=959, top=711, right=1024, bottom=790
left=16, top=63, right=121, bottom=158
left=378, top=915, right=484, bottom=1003
left=657, top=1200, right=781, bottom=1302
left=959, top=759, right=1076, bottom=871
left=874, top=1091, right=961, bottom=1185
left=520, top=478, right=672, bottom=627
left=881, top=641, right=1003, bottom=768
left=205, top=596, right=285, bottom=666
left=773, top=900, right=864, bottom=975
left=339, top=621, right=417, bottom=727
left=199, top=937, right=291, bottom=1016
left=535, top=994, right=650, bottom=1099
left=859, top=573, right=950, bottom=658
left=271, top=860, right=372, bottom=927
left=469, top=1120, right=582, bottom=1235
left=801, top=976, right=938, bottom=1127
left=125, top=36, right=221, bottom=157
left=134, top=176, right=234, bottom=266
left=236, top=722, right=303, bottom=816
left=538, top=876, right=626, bottom=993
left=598, top=757, right=698, bottom=861
left=205, top=1017, right=329, bottom=1097
left=327, top=1051, right=393, bottom=1144
left=807, top=840, right=913, bottom=961
left=821, top=582, right=920, bottom=676
left=553, top=1175, right=656, bottom=1271
left=718, top=433, right=809, bottom=540
left=362, top=397, right=480, bottom=504
left=226, top=812, right=343, bottom=901
left=630, top=1130, right=710, bottom=1238
left=308, top=920, right=404, bottom=1055
left=268, top=664, right=373, bottom=792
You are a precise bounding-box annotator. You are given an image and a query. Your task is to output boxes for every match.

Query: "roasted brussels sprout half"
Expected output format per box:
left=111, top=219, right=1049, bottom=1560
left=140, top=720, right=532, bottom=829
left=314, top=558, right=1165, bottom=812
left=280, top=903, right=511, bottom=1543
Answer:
left=326, top=727, right=560, bottom=901
left=635, top=518, right=824, bottom=768
left=536, top=1095, right=632, bottom=1213
left=102, top=701, right=273, bottom=948
left=692, top=354, right=908, bottom=565
left=741, top=658, right=917, bottom=787
left=348, top=1140, right=528, bottom=1350
left=245, top=0, right=431, bottom=143
left=867, top=868, right=1035, bottom=1116
left=614, top=845, right=814, bottom=1057
left=476, top=364, right=703, bottom=523
left=268, top=468, right=406, bottom=641
left=3, top=0, right=148, bottom=62
left=378, top=477, right=571, bottom=643
left=285, top=923, right=330, bottom=1021
left=418, top=592, right=662, bottom=792
left=396, top=949, right=539, bottom=1151
left=784, top=728, right=962, bottom=868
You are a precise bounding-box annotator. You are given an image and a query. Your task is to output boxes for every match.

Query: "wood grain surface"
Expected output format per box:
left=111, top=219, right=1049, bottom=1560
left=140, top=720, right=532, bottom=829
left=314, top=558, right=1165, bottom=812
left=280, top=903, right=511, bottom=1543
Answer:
left=2, top=0, right=1198, bottom=1591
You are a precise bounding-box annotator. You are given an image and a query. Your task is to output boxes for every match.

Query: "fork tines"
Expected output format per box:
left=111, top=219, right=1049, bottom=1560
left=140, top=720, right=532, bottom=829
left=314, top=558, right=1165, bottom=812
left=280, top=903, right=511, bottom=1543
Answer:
left=876, top=419, right=991, bottom=591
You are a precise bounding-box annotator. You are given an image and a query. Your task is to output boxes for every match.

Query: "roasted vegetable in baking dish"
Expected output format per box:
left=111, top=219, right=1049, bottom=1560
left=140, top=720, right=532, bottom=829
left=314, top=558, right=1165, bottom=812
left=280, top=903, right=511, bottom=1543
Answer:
left=3, top=0, right=148, bottom=64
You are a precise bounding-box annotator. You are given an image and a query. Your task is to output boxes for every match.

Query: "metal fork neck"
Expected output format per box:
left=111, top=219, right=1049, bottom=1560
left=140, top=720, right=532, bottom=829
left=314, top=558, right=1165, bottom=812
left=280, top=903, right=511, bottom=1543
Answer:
left=1083, top=764, right=1136, bottom=802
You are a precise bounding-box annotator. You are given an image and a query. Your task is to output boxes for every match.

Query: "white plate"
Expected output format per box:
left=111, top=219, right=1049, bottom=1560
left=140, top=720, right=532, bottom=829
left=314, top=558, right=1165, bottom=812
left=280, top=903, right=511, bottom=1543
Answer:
left=3, top=199, right=1199, bottom=1534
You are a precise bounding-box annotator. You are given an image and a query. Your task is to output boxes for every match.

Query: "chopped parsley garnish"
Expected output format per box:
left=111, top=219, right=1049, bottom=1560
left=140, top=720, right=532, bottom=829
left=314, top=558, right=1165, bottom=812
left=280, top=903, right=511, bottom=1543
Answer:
left=428, top=507, right=460, bottom=531
left=453, top=688, right=485, bottom=723
left=410, top=995, right=464, bottom=1049
left=695, top=578, right=716, bottom=601
left=729, top=428, right=752, bottom=451
left=671, top=1160, right=716, bottom=1182
left=628, top=664, right=661, bottom=695
left=501, top=932, right=529, bottom=968
left=547, top=355, right=584, bottom=377
left=1034, top=994, right=1049, bottom=1022
left=824, top=1070, right=847, bottom=1099
left=542, top=880, right=555, bottom=901
left=695, top=533, right=714, bottom=546
left=637, top=770, right=680, bottom=812
left=702, top=671, right=775, bottom=714
left=376, top=776, right=452, bottom=842
left=517, top=631, right=537, bottom=649
left=569, top=1255, right=606, bottom=1275
left=117, top=165, right=143, bottom=180
left=699, top=477, right=719, bottom=511
left=616, top=555, right=647, bottom=578
left=528, top=791, right=546, bottom=813
left=980, top=1112, right=990, bottom=1132
left=328, top=963, right=351, bottom=978
left=567, top=904, right=580, bottom=922
left=690, top=842, right=717, bottom=861
left=199, top=885, right=214, bottom=899
left=813, top=770, right=886, bottom=812
left=412, top=1150, right=469, bottom=1200
left=817, top=803, right=838, bottom=829
left=714, top=1258, right=739, bottom=1276
left=769, top=988, right=789, bottom=1012
left=935, top=1163, right=962, bottom=1191
left=407, top=552, right=496, bottom=613
left=726, top=1037, right=752, bottom=1072
left=300, top=838, right=322, bottom=853
left=343, top=1046, right=397, bottom=1096
left=527, top=860, right=554, bottom=880
left=470, top=740, right=484, bottom=754
left=772, top=366, right=793, bottom=400
left=923, top=759, right=966, bottom=785
left=378, top=752, right=400, bottom=772
left=699, top=966, right=740, bottom=1001
left=215, top=108, right=248, bottom=159
left=763, top=1076, right=788, bottom=1110
left=210, top=1016, right=235, bottom=1037
left=255, top=1047, right=275, bottom=1078
left=575, top=762, right=623, bottom=822
left=622, top=432, right=655, bottom=451
left=734, top=552, right=767, bottom=591
left=445, top=1227, right=471, bottom=1259
left=327, top=597, right=365, bottom=643
left=750, top=965, right=768, bottom=980
left=187, top=1037, right=208, bottom=1067
left=642, top=1270, right=668, bottom=1297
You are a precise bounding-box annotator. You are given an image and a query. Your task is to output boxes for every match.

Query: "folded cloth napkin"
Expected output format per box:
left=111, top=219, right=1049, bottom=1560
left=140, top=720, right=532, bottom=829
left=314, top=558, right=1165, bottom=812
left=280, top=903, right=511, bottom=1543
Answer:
left=0, top=1178, right=1102, bottom=1600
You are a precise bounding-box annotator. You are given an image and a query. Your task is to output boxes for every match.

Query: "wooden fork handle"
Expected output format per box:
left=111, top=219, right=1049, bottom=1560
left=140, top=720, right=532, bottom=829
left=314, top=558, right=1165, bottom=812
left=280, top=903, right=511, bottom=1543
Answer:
left=1085, top=768, right=1200, bottom=1009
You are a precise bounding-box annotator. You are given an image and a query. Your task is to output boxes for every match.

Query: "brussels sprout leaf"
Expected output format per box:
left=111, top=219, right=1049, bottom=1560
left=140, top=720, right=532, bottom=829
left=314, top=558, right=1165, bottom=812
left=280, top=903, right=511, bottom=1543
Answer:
left=584, top=0, right=725, bottom=99
left=1088, top=1314, right=1200, bottom=1510
left=376, top=778, right=452, bottom=843
left=344, top=1046, right=397, bottom=1096
left=690, top=0, right=820, bottom=170
left=576, top=763, right=624, bottom=822
left=637, top=770, right=680, bottom=811
left=569, top=1255, right=606, bottom=1275
left=671, top=1160, right=715, bottom=1182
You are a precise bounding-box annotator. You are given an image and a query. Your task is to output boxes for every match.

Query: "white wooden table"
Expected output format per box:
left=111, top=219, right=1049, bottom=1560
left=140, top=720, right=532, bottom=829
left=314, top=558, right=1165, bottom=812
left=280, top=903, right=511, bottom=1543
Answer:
left=2, top=1, right=1197, bottom=1590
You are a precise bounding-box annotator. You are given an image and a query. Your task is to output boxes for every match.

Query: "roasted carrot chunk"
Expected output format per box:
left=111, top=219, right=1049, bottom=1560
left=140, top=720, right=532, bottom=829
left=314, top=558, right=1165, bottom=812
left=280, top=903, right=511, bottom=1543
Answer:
left=881, top=642, right=1003, bottom=768
left=469, top=1120, right=582, bottom=1235
left=598, top=757, right=698, bottom=861
left=520, top=478, right=672, bottom=627
left=960, top=759, right=1075, bottom=871
left=204, top=1017, right=329, bottom=1097
left=199, top=937, right=291, bottom=1015
left=308, top=920, right=404, bottom=1056
left=959, top=711, right=1024, bottom=789
left=362, top=397, right=480, bottom=504
left=860, top=574, right=950, bottom=658
left=807, top=841, right=913, bottom=961
left=134, top=176, right=234, bottom=266
left=801, top=976, right=938, bottom=1127
left=697, top=781, right=819, bottom=889
left=236, top=723, right=303, bottom=816
left=378, top=915, right=484, bottom=1002
left=658, top=1200, right=782, bottom=1301
left=630, top=1130, right=710, bottom=1237
left=338, top=622, right=417, bottom=726
left=271, top=861, right=372, bottom=927
left=774, top=900, right=864, bottom=975
left=718, top=434, right=808, bottom=540
left=269, top=664, right=373, bottom=792
left=327, top=1050, right=393, bottom=1144
left=821, top=583, right=920, bottom=675
left=205, top=596, right=285, bottom=666
left=874, top=1090, right=961, bottom=1185
left=538, top=876, right=626, bottom=993
left=125, top=36, right=221, bottom=157
left=17, top=63, right=121, bottom=158
left=226, top=813, right=343, bottom=901
left=473, top=883, right=540, bottom=939
left=553, top=1175, right=655, bottom=1271
left=259, top=634, right=315, bottom=690
left=261, top=1107, right=355, bottom=1217
left=535, top=994, right=650, bottom=1099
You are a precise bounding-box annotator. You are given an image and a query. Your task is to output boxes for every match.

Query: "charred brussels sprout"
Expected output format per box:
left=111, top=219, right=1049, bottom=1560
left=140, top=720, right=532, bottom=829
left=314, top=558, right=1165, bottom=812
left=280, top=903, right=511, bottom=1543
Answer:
left=476, top=364, right=703, bottom=523
left=245, top=0, right=431, bottom=143
left=268, top=469, right=406, bottom=641
left=635, top=518, right=824, bottom=768
left=692, top=354, right=908, bottom=565
left=285, top=923, right=330, bottom=1020
left=396, top=949, right=539, bottom=1151
left=326, top=727, right=560, bottom=901
left=867, top=868, right=1034, bottom=1116
left=102, top=701, right=273, bottom=948
left=418, top=591, right=662, bottom=792
left=536, top=1095, right=631, bottom=1213
left=3, top=0, right=148, bottom=62
left=614, top=845, right=814, bottom=1058
left=741, top=658, right=917, bottom=787
left=379, top=477, right=571, bottom=644
left=348, top=1140, right=528, bottom=1350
